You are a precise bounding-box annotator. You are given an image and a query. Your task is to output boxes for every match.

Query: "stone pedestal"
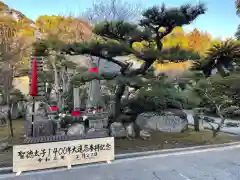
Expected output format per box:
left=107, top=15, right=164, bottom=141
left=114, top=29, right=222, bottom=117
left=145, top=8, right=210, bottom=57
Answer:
left=24, top=115, right=54, bottom=137
left=110, top=122, right=127, bottom=138
left=88, top=118, right=108, bottom=129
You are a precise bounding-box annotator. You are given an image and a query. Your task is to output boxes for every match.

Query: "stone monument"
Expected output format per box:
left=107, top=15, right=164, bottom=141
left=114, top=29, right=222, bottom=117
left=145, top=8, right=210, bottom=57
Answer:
left=24, top=102, right=54, bottom=137
left=136, top=112, right=188, bottom=133
left=86, top=58, right=101, bottom=110
left=73, top=87, right=80, bottom=110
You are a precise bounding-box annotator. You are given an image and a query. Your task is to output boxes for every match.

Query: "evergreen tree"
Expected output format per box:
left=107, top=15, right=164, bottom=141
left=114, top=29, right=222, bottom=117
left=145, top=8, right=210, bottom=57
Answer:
left=62, top=3, right=206, bottom=122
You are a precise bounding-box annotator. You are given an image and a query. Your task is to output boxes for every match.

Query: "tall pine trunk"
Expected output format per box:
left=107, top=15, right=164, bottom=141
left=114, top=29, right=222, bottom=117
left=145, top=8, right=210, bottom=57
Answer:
left=113, top=84, right=126, bottom=119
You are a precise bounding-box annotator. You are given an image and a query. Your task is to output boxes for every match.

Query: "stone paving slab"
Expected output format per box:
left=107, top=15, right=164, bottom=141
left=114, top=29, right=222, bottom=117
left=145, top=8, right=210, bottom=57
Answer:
left=1, top=145, right=240, bottom=180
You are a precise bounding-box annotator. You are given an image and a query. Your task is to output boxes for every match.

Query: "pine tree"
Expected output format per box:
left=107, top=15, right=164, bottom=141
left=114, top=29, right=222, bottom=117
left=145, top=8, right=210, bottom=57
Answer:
left=62, top=3, right=206, bottom=122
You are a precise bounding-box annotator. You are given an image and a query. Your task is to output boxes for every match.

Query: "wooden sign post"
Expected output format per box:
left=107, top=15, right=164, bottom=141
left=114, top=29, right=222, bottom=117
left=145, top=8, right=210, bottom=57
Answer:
left=13, top=137, right=114, bottom=174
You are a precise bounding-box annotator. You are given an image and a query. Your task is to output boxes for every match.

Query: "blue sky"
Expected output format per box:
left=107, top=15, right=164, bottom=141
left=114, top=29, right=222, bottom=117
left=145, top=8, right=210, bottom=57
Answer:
left=2, top=0, right=239, bottom=39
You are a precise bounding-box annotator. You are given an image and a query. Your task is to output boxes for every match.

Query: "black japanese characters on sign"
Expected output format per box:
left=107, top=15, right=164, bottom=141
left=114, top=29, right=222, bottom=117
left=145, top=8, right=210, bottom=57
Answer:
left=17, top=143, right=112, bottom=163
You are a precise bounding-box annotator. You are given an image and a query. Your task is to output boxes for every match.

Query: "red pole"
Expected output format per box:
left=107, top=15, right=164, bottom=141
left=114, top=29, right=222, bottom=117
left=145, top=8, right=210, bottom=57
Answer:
left=30, top=58, right=38, bottom=96
left=30, top=57, right=38, bottom=136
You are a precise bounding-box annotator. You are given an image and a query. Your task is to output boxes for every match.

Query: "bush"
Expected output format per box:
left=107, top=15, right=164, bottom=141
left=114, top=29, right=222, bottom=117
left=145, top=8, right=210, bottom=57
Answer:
left=179, top=90, right=201, bottom=109
left=124, top=77, right=187, bottom=113
left=10, top=89, right=26, bottom=103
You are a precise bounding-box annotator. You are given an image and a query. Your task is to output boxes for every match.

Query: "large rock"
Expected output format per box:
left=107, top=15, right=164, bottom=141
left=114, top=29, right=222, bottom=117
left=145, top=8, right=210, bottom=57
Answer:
left=136, top=112, right=188, bottom=133
left=86, top=128, right=109, bottom=138
left=67, top=123, right=85, bottom=136
left=166, top=109, right=187, bottom=119
left=125, top=123, right=136, bottom=138
left=140, top=130, right=151, bottom=140
left=110, top=122, right=127, bottom=138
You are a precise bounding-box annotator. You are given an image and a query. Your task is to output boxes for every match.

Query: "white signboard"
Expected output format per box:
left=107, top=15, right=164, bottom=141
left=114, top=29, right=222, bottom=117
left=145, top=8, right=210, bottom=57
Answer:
left=13, top=137, right=114, bottom=173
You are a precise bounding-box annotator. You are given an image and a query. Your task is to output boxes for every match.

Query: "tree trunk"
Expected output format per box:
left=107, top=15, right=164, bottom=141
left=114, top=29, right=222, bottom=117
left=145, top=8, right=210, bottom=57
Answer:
left=60, top=69, right=66, bottom=107
left=212, top=115, right=225, bottom=137
left=113, top=84, right=126, bottom=119
left=6, top=66, right=13, bottom=137
left=213, top=126, right=219, bottom=137
left=192, top=110, right=200, bottom=132
left=2, top=71, right=9, bottom=104
left=61, top=66, right=68, bottom=93
left=213, top=106, right=225, bottom=137
left=194, top=116, right=200, bottom=132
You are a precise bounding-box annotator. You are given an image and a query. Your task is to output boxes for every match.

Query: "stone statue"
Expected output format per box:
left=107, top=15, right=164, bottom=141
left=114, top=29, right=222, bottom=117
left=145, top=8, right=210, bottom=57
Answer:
left=86, top=57, right=101, bottom=109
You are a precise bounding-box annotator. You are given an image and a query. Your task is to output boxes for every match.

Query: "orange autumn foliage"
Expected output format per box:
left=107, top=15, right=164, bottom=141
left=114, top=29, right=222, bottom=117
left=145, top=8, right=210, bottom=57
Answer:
left=154, top=61, right=193, bottom=78
left=186, top=28, right=212, bottom=55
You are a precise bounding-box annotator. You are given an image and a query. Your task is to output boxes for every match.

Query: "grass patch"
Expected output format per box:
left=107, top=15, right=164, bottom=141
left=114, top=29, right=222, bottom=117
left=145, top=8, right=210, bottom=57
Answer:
left=0, top=119, right=240, bottom=167
left=115, top=129, right=240, bottom=153
left=0, top=119, right=25, bottom=145
left=0, top=119, right=25, bottom=167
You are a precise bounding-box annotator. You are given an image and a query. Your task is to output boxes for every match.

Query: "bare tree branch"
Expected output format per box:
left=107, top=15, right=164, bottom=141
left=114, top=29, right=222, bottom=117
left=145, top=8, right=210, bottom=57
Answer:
left=81, top=0, right=142, bottom=24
